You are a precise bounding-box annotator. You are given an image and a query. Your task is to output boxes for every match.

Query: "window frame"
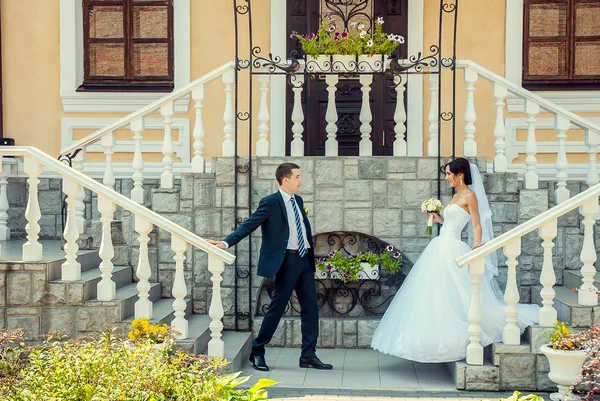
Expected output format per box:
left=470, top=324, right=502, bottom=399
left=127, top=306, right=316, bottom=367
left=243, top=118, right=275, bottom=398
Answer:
left=80, top=0, right=174, bottom=92
left=522, top=0, right=600, bottom=90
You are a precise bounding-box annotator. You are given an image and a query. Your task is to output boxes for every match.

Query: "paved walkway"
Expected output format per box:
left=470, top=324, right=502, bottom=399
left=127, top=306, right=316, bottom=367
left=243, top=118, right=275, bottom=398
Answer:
left=240, top=348, right=551, bottom=400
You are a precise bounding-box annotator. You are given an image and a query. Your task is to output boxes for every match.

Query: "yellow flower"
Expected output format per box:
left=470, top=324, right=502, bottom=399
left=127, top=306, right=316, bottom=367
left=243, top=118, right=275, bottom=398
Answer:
left=128, top=332, right=135, bottom=341
left=134, top=329, right=141, bottom=335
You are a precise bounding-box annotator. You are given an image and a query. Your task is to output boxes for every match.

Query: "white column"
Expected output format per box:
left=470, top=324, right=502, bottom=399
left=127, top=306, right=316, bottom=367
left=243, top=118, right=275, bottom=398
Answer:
left=160, top=101, right=175, bottom=189
left=0, top=158, right=10, bottom=241
left=256, top=75, right=271, bottom=157
left=171, top=235, right=188, bottom=339
left=72, top=150, right=87, bottom=234
left=207, top=253, right=225, bottom=357
left=61, top=178, right=82, bottom=281
left=554, top=115, right=570, bottom=203
left=493, top=83, right=508, bottom=172
left=393, top=74, right=407, bottom=157
left=191, top=85, right=206, bottom=173
left=222, top=69, right=236, bottom=157
left=503, top=238, right=521, bottom=345
left=463, top=68, right=478, bottom=157
left=22, top=157, right=43, bottom=261
left=578, top=198, right=598, bottom=306
left=585, top=129, right=599, bottom=187
left=325, top=74, right=339, bottom=157
left=466, top=257, right=485, bottom=365
left=427, top=71, right=439, bottom=156
left=538, top=219, right=557, bottom=326
left=101, top=132, right=116, bottom=189
left=290, top=76, right=305, bottom=157
left=359, top=74, right=373, bottom=156
left=97, top=195, right=116, bottom=301
left=524, top=100, right=540, bottom=189
left=134, top=216, right=153, bottom=319
left=130, top=118, right=145, bottom=203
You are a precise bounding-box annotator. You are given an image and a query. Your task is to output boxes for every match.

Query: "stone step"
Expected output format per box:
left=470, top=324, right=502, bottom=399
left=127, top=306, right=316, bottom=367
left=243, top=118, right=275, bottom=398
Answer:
left=531, top=285, right=598, bottom=327
left=86, top=282, right=162, bottom=321
left=174, top=313, right=212, bottom=355
left=50, top=265, right=132, bottom=303
left=46, top=249, right=101, bottom=280
left=563, top=269, right=600, bottom=290
left=121, top=297, right=193, bottom=326
left=446, top=360, right=499, bottom=391
left=220, top=330, right=253, bottom=374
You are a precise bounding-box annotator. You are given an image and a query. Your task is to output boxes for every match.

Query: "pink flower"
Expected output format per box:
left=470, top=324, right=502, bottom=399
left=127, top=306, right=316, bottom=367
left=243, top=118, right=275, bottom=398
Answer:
left=307, top=33, right=316, bottom=40
left=328, top=26, right=335, bottom=32
left=289, top=31, right=297, bottom=39
left=393, top=252, right=401, bottom=258
left=326, top=264, right=333, bottom=271
left=376, top=17, right=384, bottom=25
left=328, top=250, right=336, bottom=257
left=386, top=245, right=394, bottom=252
left=341, top=31, right=348, bottom=39
left=333, top=32, right=341, bottom=41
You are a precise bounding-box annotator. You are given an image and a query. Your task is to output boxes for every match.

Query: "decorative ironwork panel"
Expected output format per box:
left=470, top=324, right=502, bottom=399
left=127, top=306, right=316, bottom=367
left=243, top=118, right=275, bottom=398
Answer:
left=320, top=0, right=374, bottom=32
left=386, top=0, right=402, bottom=15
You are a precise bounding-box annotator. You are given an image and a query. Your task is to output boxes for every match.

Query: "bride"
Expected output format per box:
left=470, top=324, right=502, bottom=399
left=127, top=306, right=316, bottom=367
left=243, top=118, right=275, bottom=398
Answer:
left=371, top=157, right=539, bottom=363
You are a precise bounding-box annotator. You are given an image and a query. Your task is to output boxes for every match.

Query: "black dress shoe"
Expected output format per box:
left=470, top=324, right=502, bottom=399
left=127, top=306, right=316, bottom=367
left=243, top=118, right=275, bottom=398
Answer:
left=299, top=356, right=333, bottom=369
left=249, top=353, right=269, bottom=371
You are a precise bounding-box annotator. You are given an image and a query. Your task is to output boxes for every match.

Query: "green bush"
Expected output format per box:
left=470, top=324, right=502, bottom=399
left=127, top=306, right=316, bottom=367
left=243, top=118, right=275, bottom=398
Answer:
left=0, top=330, right=276, bottom=401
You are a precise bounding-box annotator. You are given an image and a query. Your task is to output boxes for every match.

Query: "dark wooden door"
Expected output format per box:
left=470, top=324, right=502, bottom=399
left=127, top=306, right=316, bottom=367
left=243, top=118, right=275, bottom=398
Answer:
left=286, top=0, right=408, bottom=156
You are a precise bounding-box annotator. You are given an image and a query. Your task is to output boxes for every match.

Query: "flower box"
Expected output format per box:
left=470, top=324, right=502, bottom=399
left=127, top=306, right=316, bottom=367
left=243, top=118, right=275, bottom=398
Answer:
left=540, top=344, right=587, bottom=401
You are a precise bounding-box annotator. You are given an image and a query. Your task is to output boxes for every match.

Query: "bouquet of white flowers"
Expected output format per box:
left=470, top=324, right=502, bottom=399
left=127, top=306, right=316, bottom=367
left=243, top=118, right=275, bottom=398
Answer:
left=420, top=198, right=444, bottom=235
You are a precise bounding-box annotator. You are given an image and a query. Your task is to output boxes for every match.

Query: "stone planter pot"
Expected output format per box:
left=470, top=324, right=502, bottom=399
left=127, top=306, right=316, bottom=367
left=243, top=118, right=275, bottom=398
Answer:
left=357, top=54, right=389, bottom=73
left=540, top=344, right=587, bottom=401
left=306, top=55, right=330, bottom=73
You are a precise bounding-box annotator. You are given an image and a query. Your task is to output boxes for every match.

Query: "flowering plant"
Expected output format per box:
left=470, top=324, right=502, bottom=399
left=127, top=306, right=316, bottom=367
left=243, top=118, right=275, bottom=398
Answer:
left=292, top=15, right=404, bottom=57
left=128, top=318, right=171, bottom=343
left=315, top=245, right=402, bottom=283
left=546, top=321, right=585, bottom=351
left=421, top=198, right=444, bottom=235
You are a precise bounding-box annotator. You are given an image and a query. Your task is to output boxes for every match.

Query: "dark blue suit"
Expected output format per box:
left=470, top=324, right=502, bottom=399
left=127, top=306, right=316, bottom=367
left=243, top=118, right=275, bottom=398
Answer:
left=224, top=191, right=318, bottom=358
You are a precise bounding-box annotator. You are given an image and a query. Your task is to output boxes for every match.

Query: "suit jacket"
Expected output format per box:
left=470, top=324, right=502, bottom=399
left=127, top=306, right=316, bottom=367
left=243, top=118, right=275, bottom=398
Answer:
left=224, top=191, right=315, bottom=278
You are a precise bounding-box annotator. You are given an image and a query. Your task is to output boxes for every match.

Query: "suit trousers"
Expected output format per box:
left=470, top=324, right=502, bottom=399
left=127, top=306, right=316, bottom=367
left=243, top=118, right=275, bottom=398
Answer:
left=252, top=251, right=318, bottom=358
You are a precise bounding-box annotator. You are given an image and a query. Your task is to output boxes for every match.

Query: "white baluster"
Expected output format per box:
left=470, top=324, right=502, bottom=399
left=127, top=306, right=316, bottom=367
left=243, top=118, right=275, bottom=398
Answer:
left=524, top=100, right=540, bottom=189
left=393, top=74, right=407, bottom=157
left=538, top=220, right=557, bottom=326
left=325, top=74, right=339, bottom=157
left=256, top=75, right=271, bottom=157
left=290, top=76, right=305, bottom=157
left=585, top=129, right=599, bottom=186
left=208, top=253, right=225, bottom=357
left=0, top=157, right=10, bottom=241
left=503, top=238, right=521, bottom=345
left=97, top=195, right=116, bottom=301
left=463, top=68, right=478, bottom=157
left=222, top=69, right=236, bottom=157
left=22, top=157, right=43, bottom=262
left=171, top=235, right=188, bottom=339
left=359, top=74, right=373, bottom=156
left=191, top=85, right=206, bottom=173
left=493, top=83, right=508, bottom=172
left=134, top=216, right=153, bottom=319
left=72, top=151, right=87, bottom=234
left=578, top=198, right=598, bottom=306
left=466, top=257, right=485, bottom=365
left=130, top=118, right=145, bottom=203
left=160, top=101, right=175, bottom=189
left=427, top=71, right=439, bottom=156
left=61, top=178, right=82, bottom=280
left=554, top=115, right=570, bottom=203
left=101, top=132, right=116, bottom=189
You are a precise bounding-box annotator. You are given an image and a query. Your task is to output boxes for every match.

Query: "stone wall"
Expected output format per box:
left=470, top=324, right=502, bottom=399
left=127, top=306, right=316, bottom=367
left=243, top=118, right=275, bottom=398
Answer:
left=5, top=157, right=599, bottom=332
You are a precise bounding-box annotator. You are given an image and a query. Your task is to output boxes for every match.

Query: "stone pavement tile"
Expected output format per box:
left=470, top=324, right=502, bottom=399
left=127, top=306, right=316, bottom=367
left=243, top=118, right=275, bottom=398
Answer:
left=305, top=366, right=344, bottom=388
left=267, top=369, right=309, bottom=387
left=341, top=371, right=381, bottom=389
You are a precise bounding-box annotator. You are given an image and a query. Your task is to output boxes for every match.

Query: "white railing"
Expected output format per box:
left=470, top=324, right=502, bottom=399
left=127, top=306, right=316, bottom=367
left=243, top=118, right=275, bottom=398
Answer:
left=456, top=182, right=600, bottom=366
left=0, top=147, right=235, bottom=358
left=444, top=60, right=600, bottom=200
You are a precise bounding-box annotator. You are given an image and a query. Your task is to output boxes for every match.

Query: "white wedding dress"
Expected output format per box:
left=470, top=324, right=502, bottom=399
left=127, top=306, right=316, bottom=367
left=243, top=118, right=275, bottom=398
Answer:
left=371, top=203, right=539, bottom=363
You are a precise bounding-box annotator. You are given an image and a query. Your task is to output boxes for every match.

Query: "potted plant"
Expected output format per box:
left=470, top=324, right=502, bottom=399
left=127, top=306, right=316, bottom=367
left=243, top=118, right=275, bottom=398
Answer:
left=315, top=245, right=402, bottom=283
left=540, top=321, right=588, bottom=401
left=292, top=15, right=404, bottom=73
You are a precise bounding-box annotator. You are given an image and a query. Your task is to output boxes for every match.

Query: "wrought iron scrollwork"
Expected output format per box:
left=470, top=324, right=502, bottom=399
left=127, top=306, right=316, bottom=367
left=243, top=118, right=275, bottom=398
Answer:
left=323, top=0, right=373, bottom=32
left=440, top=111, right=454, bottom=121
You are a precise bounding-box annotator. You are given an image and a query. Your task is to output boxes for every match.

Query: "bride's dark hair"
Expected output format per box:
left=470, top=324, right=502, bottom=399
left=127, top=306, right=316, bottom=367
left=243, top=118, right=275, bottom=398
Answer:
left=440, top=157, right=472, bottom=185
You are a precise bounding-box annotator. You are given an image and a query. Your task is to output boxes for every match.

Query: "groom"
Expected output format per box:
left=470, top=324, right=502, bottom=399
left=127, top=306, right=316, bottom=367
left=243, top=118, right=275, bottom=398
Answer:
left=207, top=163, right=333, bottom=372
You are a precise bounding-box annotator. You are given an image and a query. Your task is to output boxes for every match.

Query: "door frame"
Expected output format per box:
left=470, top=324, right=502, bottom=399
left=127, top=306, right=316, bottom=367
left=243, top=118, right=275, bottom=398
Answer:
left=269, top=0, right=424, bottom=156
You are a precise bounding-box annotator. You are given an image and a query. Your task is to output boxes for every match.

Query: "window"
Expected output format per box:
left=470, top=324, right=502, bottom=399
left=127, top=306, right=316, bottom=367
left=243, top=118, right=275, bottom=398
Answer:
left=81, top=0, right=174, bottom=92
left=523, top=0, right=600, bottom=90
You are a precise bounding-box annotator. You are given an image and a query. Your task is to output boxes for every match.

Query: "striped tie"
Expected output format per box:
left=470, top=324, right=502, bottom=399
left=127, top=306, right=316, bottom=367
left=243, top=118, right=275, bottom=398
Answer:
left=290, top=197, right=307, bottom=257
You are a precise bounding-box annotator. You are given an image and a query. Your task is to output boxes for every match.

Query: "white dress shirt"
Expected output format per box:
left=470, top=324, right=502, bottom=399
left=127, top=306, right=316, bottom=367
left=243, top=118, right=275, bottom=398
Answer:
left=278, top=189, right=310, bottom=251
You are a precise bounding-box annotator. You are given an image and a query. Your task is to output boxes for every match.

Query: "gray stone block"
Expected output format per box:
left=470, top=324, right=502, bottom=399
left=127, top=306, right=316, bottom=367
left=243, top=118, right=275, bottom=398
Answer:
left=357, top=319, right=378, bottom=348
left=76, top=306, right=120, bottom=332
left=388, top=158, right=416, bottom=173
left=499, top=354, right=536, bottom=391
left=315, top=160, right=344, bottom=187
left=152, top=190, right=180, bottom=213
left=193, top=178, right=216, bottom=208
left=38, top=190, right=62, bottom=214
left=464, top=364, right=500, bottom=391
left=40, top=283, right=67, bottom=306
left=491, top=202, right=518, bottom=223
left=316, top=188, right=344, bottom=201
left=519, top=190, right=549, bottom=221
left=7, top=273, right=31, bottom=305
left=344, top=210, right=372, bottom=233
left=320, top=318, right=335, bottom=348
left=314, top=202, right=343, bottom=233
left=41, top=307, right=75, bottom=335
left=373, top=209, right=401, bottom=237
left=194, top=209, right=222, bottom=237
left=400, top=180, right=430, bottom=208
left=7, top=315, right=40, bottom=339
left=358, top=159, right=387, bottom=179
left=416, top=158, right=439, bottom=180
left=344, top=181, right=372, bottom=201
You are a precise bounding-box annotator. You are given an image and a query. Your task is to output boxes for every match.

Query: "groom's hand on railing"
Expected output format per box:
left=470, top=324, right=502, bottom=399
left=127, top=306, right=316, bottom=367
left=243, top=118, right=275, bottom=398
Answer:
left=207, top=239, right=227, bottom=249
